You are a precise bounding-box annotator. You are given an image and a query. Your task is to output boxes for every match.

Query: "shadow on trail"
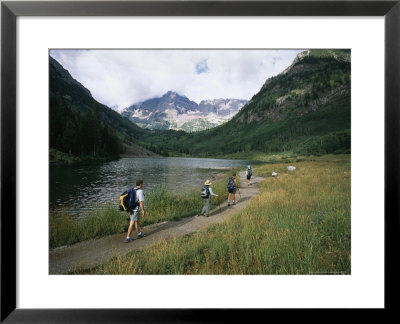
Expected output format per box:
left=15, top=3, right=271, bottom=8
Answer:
left=145, top=197, right=249, bottom=234
left=235, top=196, right=252, bottom=204
left=208, top=197, right=252, bottom=216
left=144, top=215, right=196, bottom=236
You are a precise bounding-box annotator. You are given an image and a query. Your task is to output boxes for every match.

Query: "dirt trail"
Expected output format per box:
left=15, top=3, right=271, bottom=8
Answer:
left=49, top=171, right=263, bottom=274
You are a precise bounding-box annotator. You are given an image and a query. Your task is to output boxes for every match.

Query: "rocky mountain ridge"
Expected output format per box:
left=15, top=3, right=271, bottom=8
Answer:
left=121, top=91, right=248, bottom=132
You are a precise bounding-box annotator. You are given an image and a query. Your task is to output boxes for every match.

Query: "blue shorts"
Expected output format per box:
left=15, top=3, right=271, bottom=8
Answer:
left=129, top=209, right=140, bottom=222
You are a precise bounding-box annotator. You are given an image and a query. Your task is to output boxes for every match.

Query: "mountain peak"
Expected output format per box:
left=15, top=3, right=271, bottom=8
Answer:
left=281, top=50, right=309, bottom=75
left=164, top=91, right=179, bottom=98
left=282, top=49, right=350, bottom=75
left=122, top=92, right=248, bottom=132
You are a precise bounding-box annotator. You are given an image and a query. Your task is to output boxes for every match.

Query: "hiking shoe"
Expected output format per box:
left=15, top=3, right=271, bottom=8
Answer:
left=124, top=237, right=132, bottom=243
left=137, top=232, right=146, bottom=238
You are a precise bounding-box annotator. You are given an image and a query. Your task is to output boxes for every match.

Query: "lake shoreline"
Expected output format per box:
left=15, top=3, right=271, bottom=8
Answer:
left=50, top=156, right=255, bottom=216
left=49, top=164, right=241, bottom=249
left=50, top=170, right=258, bottom=274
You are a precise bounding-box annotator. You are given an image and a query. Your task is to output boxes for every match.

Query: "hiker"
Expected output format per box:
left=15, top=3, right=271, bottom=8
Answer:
left=200, top=179, right=219, bottom=217
left=246, top=165, right=252, bottom=185
left=227, top=173, right=238, bottom=206
left=125, top=179, right=146, bottom=243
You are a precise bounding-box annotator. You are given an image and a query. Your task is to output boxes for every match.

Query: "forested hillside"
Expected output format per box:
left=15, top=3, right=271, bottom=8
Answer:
left=49, top=56, right=156, bottom=162
left=139, top=50, right=351, bottom=156
left=50, top=49, right=351, bottom=160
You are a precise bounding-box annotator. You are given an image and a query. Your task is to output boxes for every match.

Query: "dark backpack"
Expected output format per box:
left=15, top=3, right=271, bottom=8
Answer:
left=200, top=186, right=210, bottom=199
left=119, top=188, right=139, bottom=212
left=248, top=168, right=252, bottom=176
left=227, top=177, right=235, bottom=190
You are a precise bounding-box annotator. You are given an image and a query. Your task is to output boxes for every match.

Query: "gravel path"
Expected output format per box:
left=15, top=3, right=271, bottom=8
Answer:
left=49, top=171, right=263, bottom=274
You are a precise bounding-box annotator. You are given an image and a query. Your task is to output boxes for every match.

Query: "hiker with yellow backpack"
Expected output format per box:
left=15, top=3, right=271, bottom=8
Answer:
left=119, top=179, right=146, bottom=243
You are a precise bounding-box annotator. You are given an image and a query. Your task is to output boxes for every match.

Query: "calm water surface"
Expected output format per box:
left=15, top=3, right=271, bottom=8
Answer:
left=50, top=157, right=258, bottom=218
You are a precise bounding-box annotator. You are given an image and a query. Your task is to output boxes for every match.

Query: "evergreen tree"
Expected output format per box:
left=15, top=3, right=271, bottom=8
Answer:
left=80, top=108, right=98, bottom=156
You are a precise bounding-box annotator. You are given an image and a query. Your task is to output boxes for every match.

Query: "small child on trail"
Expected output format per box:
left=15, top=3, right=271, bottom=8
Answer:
left=200, top=180, right=219, bottom=217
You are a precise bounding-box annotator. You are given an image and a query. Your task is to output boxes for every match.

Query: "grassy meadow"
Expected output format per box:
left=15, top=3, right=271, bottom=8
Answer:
left=75, top=154, right=351, bottom=274
left=49, top=172, right=232, bottom=249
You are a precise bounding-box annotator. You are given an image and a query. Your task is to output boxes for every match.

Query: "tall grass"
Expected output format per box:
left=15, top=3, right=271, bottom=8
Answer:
left=49, top=204, right=127, bottom=249
left=50, top=171, right=235, bottom=249
left=83, top=155, right=350, bottom=275
left=146, top=176, right=231, bottom=223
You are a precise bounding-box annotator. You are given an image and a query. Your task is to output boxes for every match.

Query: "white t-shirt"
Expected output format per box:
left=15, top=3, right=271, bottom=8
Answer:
left=134, top=188, right=144, bottom=210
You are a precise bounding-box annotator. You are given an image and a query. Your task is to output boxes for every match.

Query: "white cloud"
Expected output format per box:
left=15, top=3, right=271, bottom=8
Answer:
left=50, top=49, right=304, bottom=109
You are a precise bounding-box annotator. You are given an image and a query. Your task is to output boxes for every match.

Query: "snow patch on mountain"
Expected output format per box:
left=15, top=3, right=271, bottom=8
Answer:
left=121, top=91, right=248, bottom=132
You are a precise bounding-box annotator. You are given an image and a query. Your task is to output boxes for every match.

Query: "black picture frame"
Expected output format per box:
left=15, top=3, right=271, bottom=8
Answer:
left=1, top=0, right=399, bottom=322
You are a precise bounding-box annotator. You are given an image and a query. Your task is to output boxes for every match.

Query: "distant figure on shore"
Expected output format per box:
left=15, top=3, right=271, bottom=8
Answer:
left=125, top=179, right=146, bottom=243
left=246, top=165, right=252, bottom=185
left=227, top=173, right=238, bottom=206
left=200, top=180, right=219, bottom=217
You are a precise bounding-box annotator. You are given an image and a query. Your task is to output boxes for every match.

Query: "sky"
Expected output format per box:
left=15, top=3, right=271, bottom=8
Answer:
left=50, top=49, right=304, bottom=110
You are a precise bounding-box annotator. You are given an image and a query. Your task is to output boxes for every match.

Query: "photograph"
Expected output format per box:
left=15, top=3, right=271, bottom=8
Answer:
left=49, top=49, right=351, bottom=275
left=2, top=0, right=397, bottom=320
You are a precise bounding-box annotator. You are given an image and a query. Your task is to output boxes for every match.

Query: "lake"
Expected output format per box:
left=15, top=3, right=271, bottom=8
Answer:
left=50, top=157, right=258, bottom=218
